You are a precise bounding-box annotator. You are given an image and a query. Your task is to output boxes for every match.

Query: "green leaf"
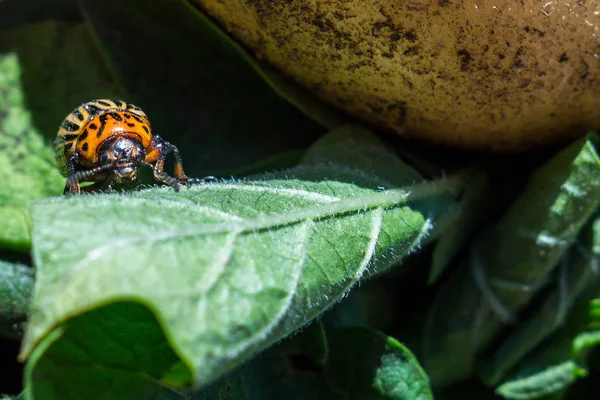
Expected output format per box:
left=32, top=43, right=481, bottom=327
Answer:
left=0, top=52, right=64, bottom=250
left=0, top=16, right=126, bottom=249
left=495, top=361, right=585, bottom=400
left=2, top=392, right=27, bottom=400
left=491, top=296, right=600, bottom=400
left=323, top=327, right=433, bottom=400
left=21, top=127, right=461, bottom=397
left=482, top=216, right=600, bottom=386
left=259, top=125, right=460, bottom=245
left=195, top=326, right=433, bottom=400
left=483, top=230, right=600, bottom=400
left=24, top=303, right=186, bottom=400
left=423, top=135, right=600, bottom=386
left=79, top=0, right=325, bottom=175
left=0, top=260, right=33, bottom=339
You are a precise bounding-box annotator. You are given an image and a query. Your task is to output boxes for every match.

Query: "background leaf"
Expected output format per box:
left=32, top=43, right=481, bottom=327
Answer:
left=322, top=327, right=433, bottom=400
left=0, top=260, right=33, bottom=339
left=193, top=326, right=433, bottom=400
left=482, top=215, right=600, bottom=387
left=0, top=52, right=64, bottom=250
left=492, top=291, right=600, bottom=400
left=422, top=135, right=600, bottom=386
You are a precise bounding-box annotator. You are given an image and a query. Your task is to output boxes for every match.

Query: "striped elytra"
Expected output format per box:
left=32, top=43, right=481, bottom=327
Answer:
left=54, top=99, right=151, bottom=176
left=55, top=99, right=200, bottom=195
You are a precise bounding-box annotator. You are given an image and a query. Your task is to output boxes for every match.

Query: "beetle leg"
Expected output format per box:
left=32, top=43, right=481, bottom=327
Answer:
left=150, top=136, right=189, bottom=180
left=65, top=164, right=114, bottom=195
left=65, top=153, right=80, bottom=194
left=142, top=161, right=180, bottom=191
left=146, top=136, right=216, bottom=190
left=165, top=141, right=188, bottom=181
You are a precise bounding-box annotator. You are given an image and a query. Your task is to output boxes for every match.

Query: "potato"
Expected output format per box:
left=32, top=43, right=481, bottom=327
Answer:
left=194, top=0, right=600, bottom=151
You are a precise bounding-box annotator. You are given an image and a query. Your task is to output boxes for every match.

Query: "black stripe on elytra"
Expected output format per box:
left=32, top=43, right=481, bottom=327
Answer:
left=124, top=113, right=131, bottom=119
left=61, top=120, right=80, bottom=132
left=127, top=103, right=142, bottom=111
left=61, top=133, right=79, bottom=142
left=131, top=114, right=143, bottom=123
left=84, top=104, right=103, bottom=116
left=79, top=129, right=88, bottom=141
left=111, top=100, right=124, bottom=108
left=109, top=112, right=122, bottom=121
left=96, top=100, right=112, bottom=107
left=96, top=114, right=108, bottom=138
left=73, top=109, right=84, bottom=121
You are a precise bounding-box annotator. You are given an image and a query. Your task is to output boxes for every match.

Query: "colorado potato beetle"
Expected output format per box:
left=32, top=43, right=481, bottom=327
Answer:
left=55, top=99, right=201, bottom=194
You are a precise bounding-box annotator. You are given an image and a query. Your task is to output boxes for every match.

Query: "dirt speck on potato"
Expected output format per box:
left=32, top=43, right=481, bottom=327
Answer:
left=195, top=0, right=600, bottom=151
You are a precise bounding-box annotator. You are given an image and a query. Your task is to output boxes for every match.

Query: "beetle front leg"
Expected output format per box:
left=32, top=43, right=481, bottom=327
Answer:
left=65, top=153, right=81, bottom=194
left=146, top=137, right=188, bottom=188
left=162, top=140, right=188, bottom=181
left=142, top=160, right=180, bottom=191
left=145, top=136, right=215, bottom=190
left=162, top=141, right=217, bottom=185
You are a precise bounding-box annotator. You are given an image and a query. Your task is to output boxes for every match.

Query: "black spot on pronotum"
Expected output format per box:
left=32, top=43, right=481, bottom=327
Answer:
left=89, top=123, right=98, bottom=130
left=127, top=123, right=135, bottom=128
left=142, top=126, right=149, bottom=133
left=73, top=109, right=84, bottom=121
left=124, top=113, right=131, bottom=119
left=109, top=112, right=122, bottom=121
left=131, top=114, right=143, bottom=123
left=61, top=120, right=80, bottom=132
left=82, top=142, right=89, bottom=152
left=79, top=129, right=89, bottom=140
left=97, top=114, right=108, bottom=138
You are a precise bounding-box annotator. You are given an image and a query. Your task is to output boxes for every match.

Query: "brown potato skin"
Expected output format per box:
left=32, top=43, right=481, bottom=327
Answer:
left=194, top=0, right=600, bottom=151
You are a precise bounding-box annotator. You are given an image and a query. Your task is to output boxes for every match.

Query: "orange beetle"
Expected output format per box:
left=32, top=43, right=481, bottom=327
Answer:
left=55, top=99, right=203, bottom=194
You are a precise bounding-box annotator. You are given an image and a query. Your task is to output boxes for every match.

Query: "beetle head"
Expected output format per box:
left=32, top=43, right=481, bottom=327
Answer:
left=99, top=137, right=146, bottom=182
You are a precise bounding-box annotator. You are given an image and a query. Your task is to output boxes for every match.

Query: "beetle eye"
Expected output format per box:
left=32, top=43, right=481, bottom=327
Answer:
left=99, top=152, right=109, bottom=165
